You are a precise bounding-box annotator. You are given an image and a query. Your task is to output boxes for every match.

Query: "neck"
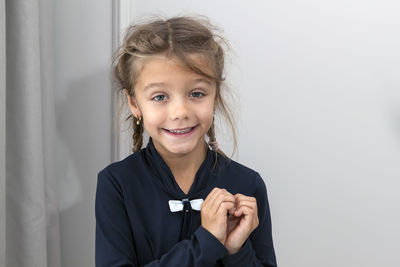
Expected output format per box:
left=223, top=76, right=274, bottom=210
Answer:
left=154, top=140, right=208, bottom=191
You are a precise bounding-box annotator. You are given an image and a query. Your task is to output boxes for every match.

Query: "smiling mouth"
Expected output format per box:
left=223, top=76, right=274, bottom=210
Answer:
left=164, top=126, right=196, bottom=134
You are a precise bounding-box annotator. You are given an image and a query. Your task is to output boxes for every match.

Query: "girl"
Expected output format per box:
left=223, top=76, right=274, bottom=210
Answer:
left=95, top=16, right=277, bottom=267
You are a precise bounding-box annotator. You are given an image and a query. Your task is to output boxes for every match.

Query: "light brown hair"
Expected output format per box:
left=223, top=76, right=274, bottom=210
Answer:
left=113, top=15, right=236, bottom=159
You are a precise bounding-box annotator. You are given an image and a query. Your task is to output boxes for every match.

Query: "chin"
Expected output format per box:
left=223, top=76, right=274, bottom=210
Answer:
left=153, top=133, right=206, bottom=157
left=167, top=144, right=197, bottom=156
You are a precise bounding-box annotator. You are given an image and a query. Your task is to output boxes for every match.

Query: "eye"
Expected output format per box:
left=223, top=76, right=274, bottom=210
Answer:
left=152, top=94, right=167, bottom=101
left=190, top=91, right=205, bottom=98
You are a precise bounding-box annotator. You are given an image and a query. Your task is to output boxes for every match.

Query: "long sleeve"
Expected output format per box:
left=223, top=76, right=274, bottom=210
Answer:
left=221, top=173, right=277, bottom=267
left=95, top=168, right=229, bottom=267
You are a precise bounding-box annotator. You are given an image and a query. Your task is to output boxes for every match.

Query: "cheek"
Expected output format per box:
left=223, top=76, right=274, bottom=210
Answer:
left=141, top=107, right=165, bottom=128
left=198, top=104, right=215, bottom=125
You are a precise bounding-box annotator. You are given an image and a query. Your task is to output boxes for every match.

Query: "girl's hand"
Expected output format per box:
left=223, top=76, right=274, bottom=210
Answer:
left=224, top=194, right=259, bottom=254
left=201, top=187, right=236, bottom=244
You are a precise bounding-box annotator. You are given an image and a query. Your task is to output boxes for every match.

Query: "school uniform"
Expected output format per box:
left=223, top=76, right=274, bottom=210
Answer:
left=95, top=138, right=277, bottom=266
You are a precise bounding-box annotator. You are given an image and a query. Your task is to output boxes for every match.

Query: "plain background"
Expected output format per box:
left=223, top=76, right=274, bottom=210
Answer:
left=52, top=0, right=400, bottom=266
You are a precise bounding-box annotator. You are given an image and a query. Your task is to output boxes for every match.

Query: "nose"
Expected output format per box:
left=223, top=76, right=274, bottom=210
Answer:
left=170, top=98, right=190, bottom=120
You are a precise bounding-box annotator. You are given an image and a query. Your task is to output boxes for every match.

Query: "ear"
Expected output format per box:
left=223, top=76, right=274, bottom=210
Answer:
left=124, top=89, right=141, bottom=117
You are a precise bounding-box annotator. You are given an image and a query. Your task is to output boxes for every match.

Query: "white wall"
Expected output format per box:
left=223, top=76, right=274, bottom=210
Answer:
left=126, top=1, right=400, bottom=267
left=53, top=0, right=112, bottom=266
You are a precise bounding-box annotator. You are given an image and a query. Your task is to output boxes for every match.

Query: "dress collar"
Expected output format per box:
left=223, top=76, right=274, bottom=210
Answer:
left=144, top=138, right=216, bottom=199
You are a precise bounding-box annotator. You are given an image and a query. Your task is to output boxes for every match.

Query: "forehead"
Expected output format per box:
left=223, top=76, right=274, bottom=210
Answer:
left=136, top=54, right=215, bottom=86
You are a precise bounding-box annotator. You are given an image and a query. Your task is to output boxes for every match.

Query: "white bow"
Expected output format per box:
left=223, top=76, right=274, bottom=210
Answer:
left=168, top=198, right=204, bottom=212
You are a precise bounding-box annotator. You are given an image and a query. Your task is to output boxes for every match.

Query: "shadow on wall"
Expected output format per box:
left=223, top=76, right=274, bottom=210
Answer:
left=394, top=111, right=400, bottom=151
left=55, top=69, right=111, bottom=266
left=382, top=81, right=400, bottom=154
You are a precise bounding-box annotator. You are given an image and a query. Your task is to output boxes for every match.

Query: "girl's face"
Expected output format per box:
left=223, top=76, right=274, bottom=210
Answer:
left=126, top=55, right=216, bottom=159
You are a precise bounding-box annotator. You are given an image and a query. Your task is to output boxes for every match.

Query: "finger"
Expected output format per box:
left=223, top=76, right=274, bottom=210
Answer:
left=233, top=206, right=254, bottom=218
left=203, top=187, right=220, bottom=204
left=234, top=195, right=257, bottom=209
left=231, top=205, right=260, bottom=237
left=206, top=187, right=231, bottom=204
left=217, top=201, right=235, bottom=217
left=209, top=189, right=235, bottom=217
left=227, top=205, right=236, bottom=215
left=203, top=188, right=234, bottom=215
left=211, top=192, right=235, bottom=215
left=235, top=200, right=258, bottom=211
left=234, top=205, right=257, bottom=219
left=234, top=194, right=257, bottom=203
left=202, top=187, right=221, bottom=210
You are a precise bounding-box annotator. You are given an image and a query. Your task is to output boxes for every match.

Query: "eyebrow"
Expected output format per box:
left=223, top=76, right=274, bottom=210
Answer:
left=143, top=82, right=168, bottom=91
left=143, top=79, right=213, bottom=91
left=191, top=78, right=213, bottom=85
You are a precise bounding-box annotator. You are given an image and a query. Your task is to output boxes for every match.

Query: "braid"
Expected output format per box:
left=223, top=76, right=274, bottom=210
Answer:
left=207, top=120, right=217, bottom=151
left=207, top=119, right=228, bottom=169
left=132, top=116, right=144, bottom=153
left=207, top=117, right=229, bottom=156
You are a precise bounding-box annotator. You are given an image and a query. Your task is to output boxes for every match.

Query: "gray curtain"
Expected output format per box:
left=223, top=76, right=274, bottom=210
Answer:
left=6, top=0, right=61, bottom=266
left=1, top=0, right=6, bottom=265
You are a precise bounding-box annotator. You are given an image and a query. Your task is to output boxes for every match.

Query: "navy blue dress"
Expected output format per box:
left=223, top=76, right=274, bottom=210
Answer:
left=95, top=138, right=277, bottom=266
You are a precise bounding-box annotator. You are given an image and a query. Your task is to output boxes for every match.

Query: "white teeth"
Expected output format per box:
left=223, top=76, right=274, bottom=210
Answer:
left=168, top=127, right=192, bottom=134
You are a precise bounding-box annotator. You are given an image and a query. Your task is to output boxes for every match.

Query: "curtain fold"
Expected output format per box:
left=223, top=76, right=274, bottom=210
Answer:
left=6, top=0, right=61, bottom=266
left=1, top=0, right=6, bottom=265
